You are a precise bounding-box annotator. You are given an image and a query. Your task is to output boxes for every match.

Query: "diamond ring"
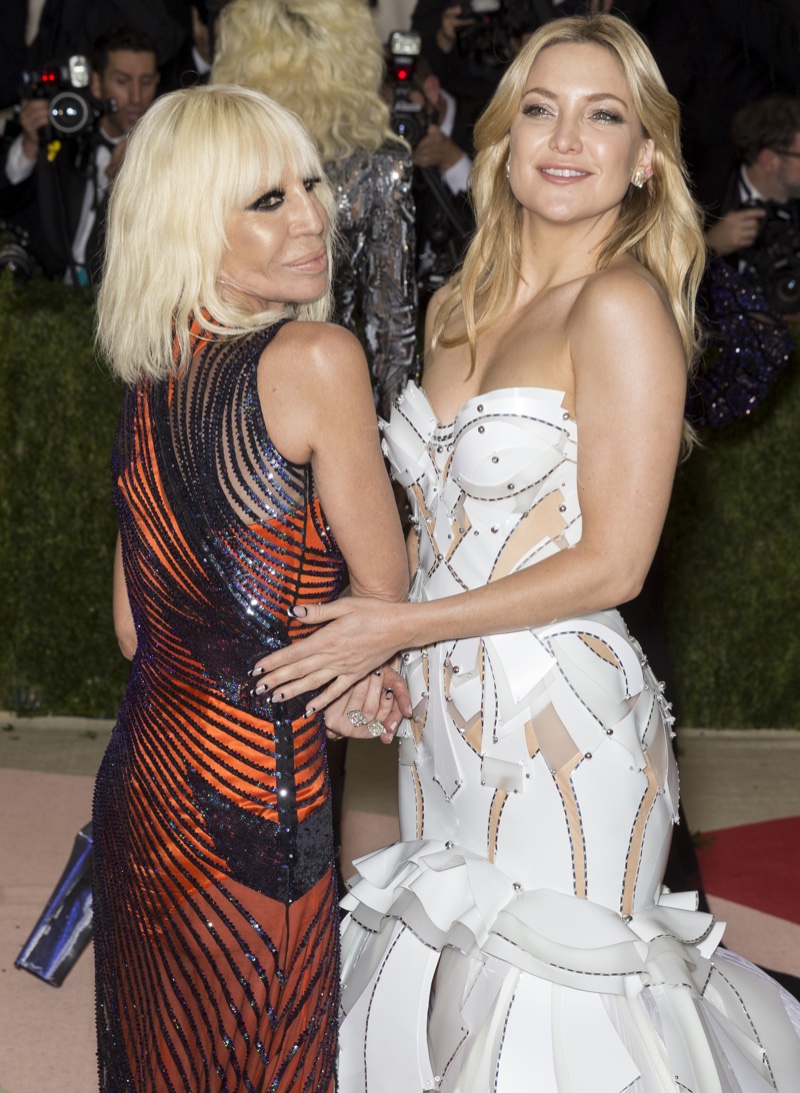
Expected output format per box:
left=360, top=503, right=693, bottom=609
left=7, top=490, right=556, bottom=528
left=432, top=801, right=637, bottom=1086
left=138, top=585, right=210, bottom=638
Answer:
left=347, top=711, right=385, bottom=738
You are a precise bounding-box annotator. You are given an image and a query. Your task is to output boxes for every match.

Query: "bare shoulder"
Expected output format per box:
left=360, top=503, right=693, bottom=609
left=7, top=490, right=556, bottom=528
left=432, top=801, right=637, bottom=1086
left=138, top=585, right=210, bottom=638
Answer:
left=572, top=260, right=677, bottom=332
left=267, top=319, right=362, bottom=363
left=256, top=321, right=374, bottom=464
left=569, top=259, right=683, bottom=370
left=425, top=284, right=466, bottom=344
left=425, top=285, right=450, bottom=334
left=573, top=259, right=671, bottom=326
left=261, top=320, right=368, bottom=391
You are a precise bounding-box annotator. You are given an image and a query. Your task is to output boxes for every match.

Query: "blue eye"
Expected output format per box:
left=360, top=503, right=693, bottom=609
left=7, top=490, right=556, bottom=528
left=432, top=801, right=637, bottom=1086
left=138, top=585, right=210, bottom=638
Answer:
left=522, top=103, right=551, bottom=118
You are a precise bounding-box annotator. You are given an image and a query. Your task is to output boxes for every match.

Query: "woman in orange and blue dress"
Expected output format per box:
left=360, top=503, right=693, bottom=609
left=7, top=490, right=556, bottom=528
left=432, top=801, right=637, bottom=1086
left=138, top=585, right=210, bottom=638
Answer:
left=93, top=84, right=409, bottom=1092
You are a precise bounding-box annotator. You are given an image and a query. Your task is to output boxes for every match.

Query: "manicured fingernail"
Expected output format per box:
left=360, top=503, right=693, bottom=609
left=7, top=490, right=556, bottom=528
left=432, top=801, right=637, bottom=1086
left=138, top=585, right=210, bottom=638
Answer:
left=305, top=706, right=315, bottom=716
left=388, top=721, right=398, bottom=732
left=251, top=685, right=266, bottom=696
left=288, top=605, right=307, bottom=618
left=248, top=667, right=264, bottom=678
left=274, top=690, right=284, bottom=700
left=374, top=669, right=382, bottom=676
left=385, top=689, right=393, bottom=698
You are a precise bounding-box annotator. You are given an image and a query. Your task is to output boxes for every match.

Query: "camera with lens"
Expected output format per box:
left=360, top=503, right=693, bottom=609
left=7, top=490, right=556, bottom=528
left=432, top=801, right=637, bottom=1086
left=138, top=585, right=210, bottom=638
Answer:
left=0, top=221, right=39, bottom=284
left=740, top=200, right=800, bottom=315
left=387, top=31, right=433, bottom=149
left=18, top=55, right=102, bottom=138
left=457, top=0, right=541, bottom=73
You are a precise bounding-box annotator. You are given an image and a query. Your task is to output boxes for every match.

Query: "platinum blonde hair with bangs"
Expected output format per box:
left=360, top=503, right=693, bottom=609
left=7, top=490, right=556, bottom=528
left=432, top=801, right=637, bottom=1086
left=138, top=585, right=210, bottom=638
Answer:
left=211, top=0, right=402, bottom=164
left=97, top=84, right=337, bottom=385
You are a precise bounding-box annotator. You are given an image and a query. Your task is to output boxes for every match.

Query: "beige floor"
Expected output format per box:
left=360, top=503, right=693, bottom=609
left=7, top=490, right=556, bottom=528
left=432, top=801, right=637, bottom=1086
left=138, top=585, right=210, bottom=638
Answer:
left=0, top=717, right=798, bottom=1093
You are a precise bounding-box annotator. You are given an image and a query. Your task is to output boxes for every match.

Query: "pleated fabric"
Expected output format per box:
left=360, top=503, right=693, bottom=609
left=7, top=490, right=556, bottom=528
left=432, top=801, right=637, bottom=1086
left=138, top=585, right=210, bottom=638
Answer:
left=94, top=318, right=345, bottom=1092
left=338, top=382, right=800, bottom=1093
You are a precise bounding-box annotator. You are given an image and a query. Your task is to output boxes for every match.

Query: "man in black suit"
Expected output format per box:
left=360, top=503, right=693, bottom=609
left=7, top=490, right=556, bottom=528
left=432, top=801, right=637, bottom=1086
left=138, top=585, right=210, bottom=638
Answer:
left=410, top=0, right=557, bottom=139
left=706, top=98, right=800, bottom=258
left=1, top=26, right=159, bottom=287
left=386, top=52, right=475, bottom=300
left=611, top=0, right=800, bottom=211
left=704, top=96, right=800, bottom=322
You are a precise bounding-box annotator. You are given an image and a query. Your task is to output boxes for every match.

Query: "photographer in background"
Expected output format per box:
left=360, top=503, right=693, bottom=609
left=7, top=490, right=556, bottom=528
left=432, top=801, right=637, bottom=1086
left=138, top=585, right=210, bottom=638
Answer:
left=706, top=96, right=800, bottom=321
left=411, top=1, right=555, bottom=139
left=385, top=38, right=474, bottom=301
left=0, top=26, right=159, bottom=288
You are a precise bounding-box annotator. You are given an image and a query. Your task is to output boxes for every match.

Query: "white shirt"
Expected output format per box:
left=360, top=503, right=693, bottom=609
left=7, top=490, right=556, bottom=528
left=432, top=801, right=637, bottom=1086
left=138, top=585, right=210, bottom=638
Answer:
left=738, top=165, right=768, bottom=205
left=5, top=127, right=123, bottom=269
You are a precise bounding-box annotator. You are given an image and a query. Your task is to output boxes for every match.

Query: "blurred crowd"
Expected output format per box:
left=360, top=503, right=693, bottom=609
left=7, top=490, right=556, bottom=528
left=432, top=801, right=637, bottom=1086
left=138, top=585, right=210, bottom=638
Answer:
left=1, top=0, right=799, bottom=320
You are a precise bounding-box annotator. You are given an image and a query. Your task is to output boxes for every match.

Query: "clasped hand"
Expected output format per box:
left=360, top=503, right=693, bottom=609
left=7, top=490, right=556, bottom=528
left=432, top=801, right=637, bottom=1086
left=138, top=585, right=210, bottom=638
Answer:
left=249, top=598, right=410, bottom=737
left=322, top=664, right=409, bottom=744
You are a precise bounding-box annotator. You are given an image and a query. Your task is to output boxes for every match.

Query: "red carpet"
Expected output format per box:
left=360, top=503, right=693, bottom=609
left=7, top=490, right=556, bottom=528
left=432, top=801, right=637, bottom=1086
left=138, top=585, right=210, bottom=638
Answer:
left=696, top=816, right=800, bottom=925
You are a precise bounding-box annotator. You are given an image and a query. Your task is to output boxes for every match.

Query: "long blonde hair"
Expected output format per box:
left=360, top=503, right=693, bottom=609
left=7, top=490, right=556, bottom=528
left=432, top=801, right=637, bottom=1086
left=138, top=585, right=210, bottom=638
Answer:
left=434, top=15, right=706, bottom=383
left=211, top=0, right=402, bottom=163
left=96, top=85, right=337, bottom=385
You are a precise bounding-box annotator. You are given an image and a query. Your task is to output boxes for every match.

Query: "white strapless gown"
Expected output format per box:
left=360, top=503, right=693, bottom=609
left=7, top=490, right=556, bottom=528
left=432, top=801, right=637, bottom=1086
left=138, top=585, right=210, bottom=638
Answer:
left=338, top=383, right=800, bottom=1092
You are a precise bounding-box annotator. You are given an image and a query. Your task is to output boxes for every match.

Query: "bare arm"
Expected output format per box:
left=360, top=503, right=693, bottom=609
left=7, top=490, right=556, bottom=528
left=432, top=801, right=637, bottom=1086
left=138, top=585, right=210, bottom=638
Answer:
left=259, top=320, right=409, bottom=602
left=256, top=269, right=686, bottom=702
left=253, top=321, right=410, bottom=729
left=113, top=533, right=137, bottom=660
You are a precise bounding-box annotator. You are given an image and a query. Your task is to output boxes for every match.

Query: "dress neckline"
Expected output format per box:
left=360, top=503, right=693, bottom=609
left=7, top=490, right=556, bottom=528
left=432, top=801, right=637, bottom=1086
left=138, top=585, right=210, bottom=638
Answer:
left=414, top=381, right=569, bottom=430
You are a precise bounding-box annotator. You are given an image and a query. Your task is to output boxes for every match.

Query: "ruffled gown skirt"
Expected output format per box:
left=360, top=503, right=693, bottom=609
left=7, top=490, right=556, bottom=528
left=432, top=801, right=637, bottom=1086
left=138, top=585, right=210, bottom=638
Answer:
left=338, top=383, right=800, bottom=1092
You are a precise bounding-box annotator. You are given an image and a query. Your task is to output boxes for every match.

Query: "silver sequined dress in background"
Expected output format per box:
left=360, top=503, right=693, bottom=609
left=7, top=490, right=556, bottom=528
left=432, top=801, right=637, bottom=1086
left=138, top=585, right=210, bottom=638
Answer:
left=327, top=143, right=418, bottom=419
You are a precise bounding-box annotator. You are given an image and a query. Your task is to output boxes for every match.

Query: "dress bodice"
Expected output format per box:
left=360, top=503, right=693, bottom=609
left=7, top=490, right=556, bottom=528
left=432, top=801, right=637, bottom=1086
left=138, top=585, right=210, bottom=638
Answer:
left=382, top=381, right=582, bottom=600
left=381, top=381, right=679, bottom=914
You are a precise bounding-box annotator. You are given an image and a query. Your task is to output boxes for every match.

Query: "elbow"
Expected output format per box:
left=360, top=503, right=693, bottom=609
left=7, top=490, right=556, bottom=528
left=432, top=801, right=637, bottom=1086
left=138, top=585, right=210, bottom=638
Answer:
left=580, top=549, right=648, bottom=610
left=115, top=623, right=137, bottom=661
left=610, top=566, right=649, bottom=608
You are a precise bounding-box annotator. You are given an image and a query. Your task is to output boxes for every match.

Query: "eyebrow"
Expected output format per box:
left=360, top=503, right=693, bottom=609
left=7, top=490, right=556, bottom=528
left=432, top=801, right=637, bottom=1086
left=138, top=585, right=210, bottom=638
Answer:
left=522, top=87, right=629, bottom=107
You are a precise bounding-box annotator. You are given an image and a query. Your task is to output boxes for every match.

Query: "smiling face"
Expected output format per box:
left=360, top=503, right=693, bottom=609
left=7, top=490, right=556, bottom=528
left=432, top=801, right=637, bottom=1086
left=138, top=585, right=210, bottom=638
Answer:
left=218, top=174, right=330, bottom=313
left=507, top=41, right=654, bottom=232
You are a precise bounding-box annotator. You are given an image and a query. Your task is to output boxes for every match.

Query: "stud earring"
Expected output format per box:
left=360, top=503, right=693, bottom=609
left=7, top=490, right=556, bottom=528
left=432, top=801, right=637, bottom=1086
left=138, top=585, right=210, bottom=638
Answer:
left=631, top=167, right=648, bottom=189
left=505, top=158, right=510, bottom=178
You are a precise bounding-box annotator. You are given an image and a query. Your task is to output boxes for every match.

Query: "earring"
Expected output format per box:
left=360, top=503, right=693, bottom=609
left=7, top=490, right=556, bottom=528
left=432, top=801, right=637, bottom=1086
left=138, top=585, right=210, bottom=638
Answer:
left=505, top=158, right=511, bottom=178
left=631, top=167, right=648, bottom=189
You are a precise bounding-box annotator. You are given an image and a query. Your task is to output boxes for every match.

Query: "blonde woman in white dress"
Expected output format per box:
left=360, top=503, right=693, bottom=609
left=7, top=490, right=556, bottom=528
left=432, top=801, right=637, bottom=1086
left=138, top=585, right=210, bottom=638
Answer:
left=254, top=14, right=800, bottom=1091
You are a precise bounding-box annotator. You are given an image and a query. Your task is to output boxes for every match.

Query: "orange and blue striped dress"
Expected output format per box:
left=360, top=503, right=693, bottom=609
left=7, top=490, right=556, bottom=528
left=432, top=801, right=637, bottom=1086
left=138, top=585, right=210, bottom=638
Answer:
left=93, top=317, right=344, bottom=1092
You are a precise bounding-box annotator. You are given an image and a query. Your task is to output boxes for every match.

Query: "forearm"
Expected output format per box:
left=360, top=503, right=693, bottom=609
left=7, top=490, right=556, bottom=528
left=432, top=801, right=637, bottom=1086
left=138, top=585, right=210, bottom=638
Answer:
left=346, top=567, right=410, bottom=605
left=386, top=539, right=650, bottom=655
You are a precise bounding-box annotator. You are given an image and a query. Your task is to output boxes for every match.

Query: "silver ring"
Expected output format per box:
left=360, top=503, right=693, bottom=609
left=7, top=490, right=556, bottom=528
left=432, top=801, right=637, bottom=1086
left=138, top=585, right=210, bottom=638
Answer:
left=366, top=720, right=385, bottom=738
left=346, top=710, right=368, bottom=728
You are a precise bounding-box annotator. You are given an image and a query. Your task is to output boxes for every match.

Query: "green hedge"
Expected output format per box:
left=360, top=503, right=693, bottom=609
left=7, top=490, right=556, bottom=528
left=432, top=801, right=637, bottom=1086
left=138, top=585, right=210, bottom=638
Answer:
left=0, top=275, right=797, bottom=724
left=665, top=332, right=800, bottom=728
left=0, top=273, right=128, bottom=716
